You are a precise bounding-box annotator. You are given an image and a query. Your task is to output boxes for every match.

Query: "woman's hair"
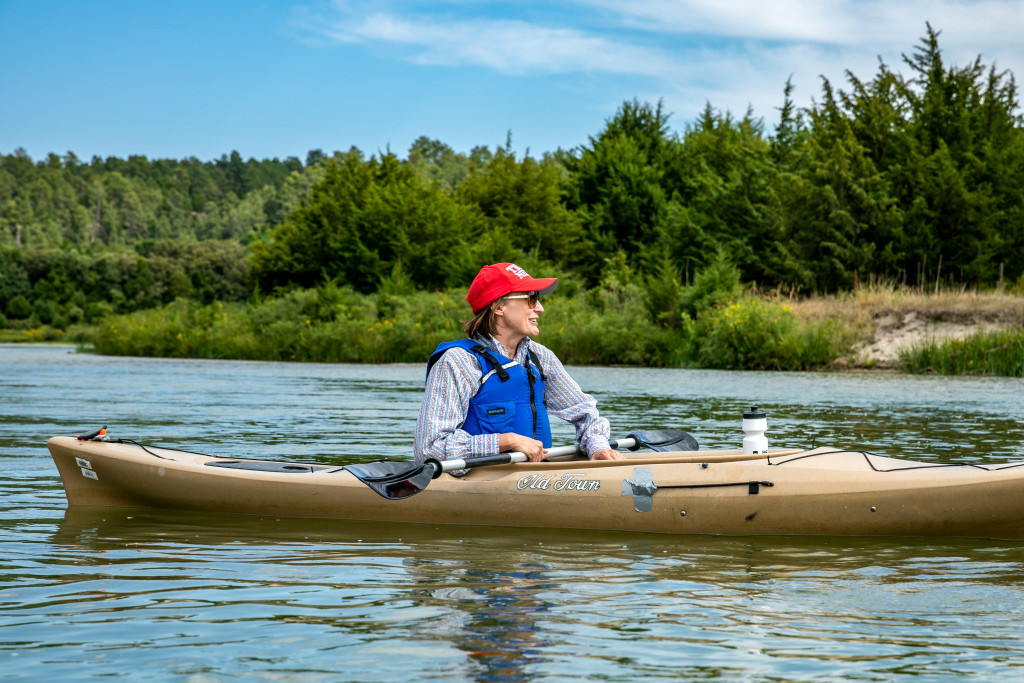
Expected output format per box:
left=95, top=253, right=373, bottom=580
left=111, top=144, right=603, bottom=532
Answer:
left=463, top=295, right=509, bottom=338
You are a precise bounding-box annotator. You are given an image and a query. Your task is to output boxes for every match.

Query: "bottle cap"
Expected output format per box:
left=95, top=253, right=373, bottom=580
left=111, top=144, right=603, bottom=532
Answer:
left=743, top=406, right=766, bottom=419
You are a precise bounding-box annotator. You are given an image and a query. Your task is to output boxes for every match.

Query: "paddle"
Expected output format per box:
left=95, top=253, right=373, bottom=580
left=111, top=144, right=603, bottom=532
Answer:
left=345, top=429, right=699, bottom=500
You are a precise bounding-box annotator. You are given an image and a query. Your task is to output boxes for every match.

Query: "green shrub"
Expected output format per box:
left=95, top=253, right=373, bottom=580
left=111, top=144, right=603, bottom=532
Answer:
left=23, top=325, right=65, bottom=342
left=84, top=300, right=115, bottom=323
left=692, top=297, right=850, bottom=370
left=90, top=290, right=468, bottom=363
left=6, top=294, right=32, bottom=319
left=33, top=299, right=58, bottom=325
left=541, top=280, right=685, bottom=366
left=680, top=249, right=743, bottom=319
left=85, top=286, right=864, bottom=371
left=644, top=252, right=684, bottom=329
left=64, top=304, right=84, bottom=324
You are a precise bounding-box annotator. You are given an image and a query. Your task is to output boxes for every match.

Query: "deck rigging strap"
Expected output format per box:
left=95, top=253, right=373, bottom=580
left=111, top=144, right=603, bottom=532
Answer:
left=660, top=481, right=775, bottom=495
left=622, top=466, right=774, bottom=512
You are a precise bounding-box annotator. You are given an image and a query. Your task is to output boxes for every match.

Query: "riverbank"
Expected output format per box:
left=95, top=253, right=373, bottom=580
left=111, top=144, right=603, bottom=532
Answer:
left=4, top=286, right=1022, bottom=374
left=789, top=287, right=1024, bottom=369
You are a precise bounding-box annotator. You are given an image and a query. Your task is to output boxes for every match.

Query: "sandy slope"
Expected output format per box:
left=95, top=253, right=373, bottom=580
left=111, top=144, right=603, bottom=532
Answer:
left=789, top=290, right=1024, bottom=369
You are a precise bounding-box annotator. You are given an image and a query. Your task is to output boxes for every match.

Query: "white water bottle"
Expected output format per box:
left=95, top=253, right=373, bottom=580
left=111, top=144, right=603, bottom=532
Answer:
left=742, top=406, right=769, bottom=454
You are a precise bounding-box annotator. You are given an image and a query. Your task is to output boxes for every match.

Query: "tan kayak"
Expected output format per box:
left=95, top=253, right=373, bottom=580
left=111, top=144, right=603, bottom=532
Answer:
left=48, top=435, right=1024, bottom=541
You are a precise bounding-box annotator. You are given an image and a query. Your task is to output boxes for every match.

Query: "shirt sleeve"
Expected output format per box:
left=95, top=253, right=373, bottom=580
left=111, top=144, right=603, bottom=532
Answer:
left=533, top=344, right=612, bottom=457
left=413, top=348, right=500, bottom=463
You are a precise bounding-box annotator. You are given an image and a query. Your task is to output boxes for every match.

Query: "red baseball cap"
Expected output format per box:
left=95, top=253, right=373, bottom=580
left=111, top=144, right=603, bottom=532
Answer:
left=466, top=263, right=559, bottom=313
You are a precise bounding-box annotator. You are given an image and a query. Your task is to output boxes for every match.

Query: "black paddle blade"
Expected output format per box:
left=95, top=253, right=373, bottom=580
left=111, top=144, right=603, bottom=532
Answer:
left=626, top=429, right=699, bottom=452
left=344, top=461, right=439, bottom=500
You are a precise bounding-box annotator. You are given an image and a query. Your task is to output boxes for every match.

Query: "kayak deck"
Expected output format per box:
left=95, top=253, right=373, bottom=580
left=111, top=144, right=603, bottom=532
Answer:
left=48, top=436, right=1024, bottom=541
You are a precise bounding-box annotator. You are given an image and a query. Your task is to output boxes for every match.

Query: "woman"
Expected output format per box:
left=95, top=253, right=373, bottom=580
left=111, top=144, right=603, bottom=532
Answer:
left=414, top=262, right=622, bottom=464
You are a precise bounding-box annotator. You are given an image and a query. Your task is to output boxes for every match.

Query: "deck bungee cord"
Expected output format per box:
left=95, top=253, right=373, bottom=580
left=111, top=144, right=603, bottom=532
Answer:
left=764, top=448, right=1024, bottom=472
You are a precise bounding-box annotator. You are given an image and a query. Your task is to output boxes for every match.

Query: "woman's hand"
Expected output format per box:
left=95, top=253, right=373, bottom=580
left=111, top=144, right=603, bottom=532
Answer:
left=590, top=449, right=624, bottom=461
left=499, top=433, right=547, bottom=461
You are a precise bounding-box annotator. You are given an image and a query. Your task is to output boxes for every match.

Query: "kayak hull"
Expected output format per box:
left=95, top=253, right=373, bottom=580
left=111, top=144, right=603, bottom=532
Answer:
left=48, top=436, right=1024, bottom=541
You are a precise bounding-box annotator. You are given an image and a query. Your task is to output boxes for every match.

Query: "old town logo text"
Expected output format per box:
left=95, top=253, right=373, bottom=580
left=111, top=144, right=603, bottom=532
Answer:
left=516, top=473, right=601, bottom=492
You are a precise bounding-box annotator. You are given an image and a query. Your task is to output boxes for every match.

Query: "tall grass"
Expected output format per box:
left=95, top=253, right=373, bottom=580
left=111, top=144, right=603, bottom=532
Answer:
left=899, top=327, right=1024, bottom=376
left=787, top=280, right=1024, bottom=328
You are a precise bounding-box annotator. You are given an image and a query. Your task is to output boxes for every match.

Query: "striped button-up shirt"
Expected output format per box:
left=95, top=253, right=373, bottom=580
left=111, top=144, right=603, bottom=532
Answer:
left=414, top=335, right=611, bottom=462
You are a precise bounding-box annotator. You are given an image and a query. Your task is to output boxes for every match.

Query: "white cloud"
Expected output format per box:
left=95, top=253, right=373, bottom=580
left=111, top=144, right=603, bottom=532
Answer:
left=311, top=0, right=1024, bottom=75
left=315, top=7, right=679, bottom=76
left=577, top=0, right=1024, bottom=49
left=581, top=0, right=1024, bottom=120
left=305, top=0, right=1024, bottom=124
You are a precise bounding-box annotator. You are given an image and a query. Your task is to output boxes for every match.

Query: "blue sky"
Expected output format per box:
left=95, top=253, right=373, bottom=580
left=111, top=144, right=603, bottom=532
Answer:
left=3, top=0, right=1023, bottom=163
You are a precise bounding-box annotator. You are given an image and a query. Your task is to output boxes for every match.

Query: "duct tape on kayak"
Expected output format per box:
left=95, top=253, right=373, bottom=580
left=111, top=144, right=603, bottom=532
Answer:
left=622, top=467, right=657, bottom=512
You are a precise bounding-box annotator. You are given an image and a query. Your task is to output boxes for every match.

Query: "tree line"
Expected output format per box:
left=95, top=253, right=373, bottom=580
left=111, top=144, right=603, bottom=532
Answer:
left=2, top=26, right=1023, bottom=333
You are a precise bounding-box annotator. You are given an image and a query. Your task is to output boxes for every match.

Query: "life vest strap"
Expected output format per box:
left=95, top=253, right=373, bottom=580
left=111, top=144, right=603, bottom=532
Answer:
left=472, top=345, right=514, bottom=383
left=527, top=348, right=546, bottom=381
left=479, top=359, right=520, bottom=384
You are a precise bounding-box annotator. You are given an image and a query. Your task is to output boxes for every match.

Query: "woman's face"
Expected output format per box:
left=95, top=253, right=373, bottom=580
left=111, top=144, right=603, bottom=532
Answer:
left=495, top=292, right=544, bottom=341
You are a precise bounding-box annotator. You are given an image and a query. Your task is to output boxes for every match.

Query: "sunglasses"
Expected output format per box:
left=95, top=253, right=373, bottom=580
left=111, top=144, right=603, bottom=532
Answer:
left=505, top=291, right=542, bottom=307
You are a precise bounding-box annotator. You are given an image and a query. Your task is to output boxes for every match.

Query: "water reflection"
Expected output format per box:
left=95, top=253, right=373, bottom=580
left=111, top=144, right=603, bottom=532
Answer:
left=45, top=507, right=1024, bottom=680
left=405, top=559, right=551, bottom=682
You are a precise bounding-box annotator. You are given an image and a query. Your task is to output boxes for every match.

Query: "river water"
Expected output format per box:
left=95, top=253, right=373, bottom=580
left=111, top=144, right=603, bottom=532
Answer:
left=2, top=344, right=1024, bottom=681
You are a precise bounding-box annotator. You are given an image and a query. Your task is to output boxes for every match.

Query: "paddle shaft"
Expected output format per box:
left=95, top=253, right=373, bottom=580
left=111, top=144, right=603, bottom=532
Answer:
left=344, top=429, right=695, bottom=499
left=432, top=436, right=637, bottom=475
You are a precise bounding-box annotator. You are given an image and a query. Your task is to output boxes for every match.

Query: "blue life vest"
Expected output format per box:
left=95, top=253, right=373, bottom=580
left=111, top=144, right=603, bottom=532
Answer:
left=426, top=339, right=552, bottom=447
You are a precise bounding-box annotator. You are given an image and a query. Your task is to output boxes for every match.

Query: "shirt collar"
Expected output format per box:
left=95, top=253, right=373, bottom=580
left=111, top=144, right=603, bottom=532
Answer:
left=475, top=334, right=529, bottom=361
